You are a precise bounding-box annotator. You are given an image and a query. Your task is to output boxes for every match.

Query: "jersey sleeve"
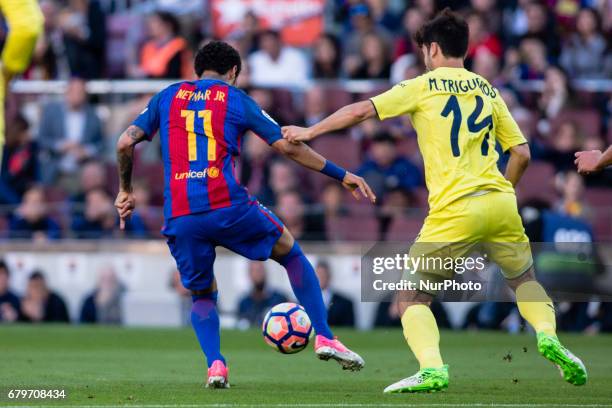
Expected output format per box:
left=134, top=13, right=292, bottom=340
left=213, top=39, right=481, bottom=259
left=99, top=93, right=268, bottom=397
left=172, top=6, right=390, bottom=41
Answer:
left=492, top=93, right=527, bottom=152
left=369, top=78, right=423, bottom=120
left=0, top=0, right=43, bottom=74
left=132, top=92, right=162, bottom=141
left=241, top=93, right=282, bottom=145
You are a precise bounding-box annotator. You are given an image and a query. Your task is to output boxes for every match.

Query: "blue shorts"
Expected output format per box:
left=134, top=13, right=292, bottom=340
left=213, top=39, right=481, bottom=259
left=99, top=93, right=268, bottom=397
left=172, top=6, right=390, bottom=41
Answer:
left=163, top=200, right=284, bottom=291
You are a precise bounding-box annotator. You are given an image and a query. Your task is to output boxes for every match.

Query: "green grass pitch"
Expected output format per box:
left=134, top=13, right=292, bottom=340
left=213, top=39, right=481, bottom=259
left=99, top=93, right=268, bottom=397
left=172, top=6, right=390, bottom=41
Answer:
left=0, top=325, right=611, bottom=407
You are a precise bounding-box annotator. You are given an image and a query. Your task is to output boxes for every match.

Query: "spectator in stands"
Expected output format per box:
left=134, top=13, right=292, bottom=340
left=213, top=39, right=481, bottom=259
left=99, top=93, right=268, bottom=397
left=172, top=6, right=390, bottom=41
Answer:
left=321, top=182, right=349, bottom=218
left=130, top=11, right=192, bottom=79
left=132, top=181, right=160, bottom=235
left=0, top=114, right=39, bottom=205
left=344, top=4, right=391, bottom=61
left=315, top=260, right=354, bottom=327
left=554, top=170, right=590, bottom=218
left=515, top=36, right=549, bottom=80
left=534, top=120, right=582, bottom=171
left=349, top=32, right=391, bottom=80
left=393, top=7, right=425, bottom=60
left=303, top=86, right=328, bottom=127
left=80, top=265, right=123, bottom=324
left=237, top=261, right=287, bottom=327
left=356, top=132, right=422, bottom=203
left=8, top=186, right=61, bottom=241
left=233, top=11, right=261, bottom=56
left=560, top=7, right=612, bottom=79
left=0, top=260, right=20, bottom=323
left=58, top=0, right=106, bottom=78
left=276, top=190, right=326, bottom=241
left=72, top=188, right=147, bottom=239
left=240, top=133, right=274, bottom=201
left=248, top=30, right=309, bottom=87
left=71, top=159, right=109, bottom=208
left=38, top=77, right=104, bottom=185
left=466, top=12, right=502, bottom=66
left=31, top=0, right=67, bottom=79
left=520, top=1, right=560, bottom=58
left=472, top=49, right=502, bottom=83
left=19, top=271, right=69, bottom=323
left=538, top=66, right=570, bottom=121
left=312, top=33, right=342, bottom=79
left=266, top=160, right=300, bottom=206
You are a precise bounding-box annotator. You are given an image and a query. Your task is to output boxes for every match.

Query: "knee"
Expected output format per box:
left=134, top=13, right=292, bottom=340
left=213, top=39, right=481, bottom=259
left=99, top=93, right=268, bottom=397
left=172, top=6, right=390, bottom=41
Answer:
left=506, top=267, right=536, bottom=291
left=396, top=291, right=434, bottom=316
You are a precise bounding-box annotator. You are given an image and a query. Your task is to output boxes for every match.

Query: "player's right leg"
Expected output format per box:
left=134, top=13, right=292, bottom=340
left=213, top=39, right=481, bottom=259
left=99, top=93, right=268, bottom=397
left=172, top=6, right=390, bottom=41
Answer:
left=506, top=269, right=587, bottom=386
left=163, top=215, right=228, bottom=388
left=383, top=290, right=448, bottom=394
left=271, top=227, right=365, bottom=371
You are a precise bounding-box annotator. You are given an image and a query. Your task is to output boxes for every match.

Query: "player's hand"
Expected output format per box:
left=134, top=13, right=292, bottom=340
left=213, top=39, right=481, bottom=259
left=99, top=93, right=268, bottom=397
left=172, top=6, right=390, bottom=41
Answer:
left=281, top=126, right=315, bottom=144
left=114, top=190, right=135, bottom=230
left=574, top=150, right=603, bottom=175
left=342, top=172, right=376, bottom=203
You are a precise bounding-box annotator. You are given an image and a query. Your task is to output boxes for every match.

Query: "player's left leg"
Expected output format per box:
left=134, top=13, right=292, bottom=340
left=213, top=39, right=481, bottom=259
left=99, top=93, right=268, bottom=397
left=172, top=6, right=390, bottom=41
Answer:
left=164, top=214, right=228, bottom=388
left=485, top=192, right=586, bottom=386
left=383, top=289, right=449, bottom=394
left=271, top=227, right=365, bottom=371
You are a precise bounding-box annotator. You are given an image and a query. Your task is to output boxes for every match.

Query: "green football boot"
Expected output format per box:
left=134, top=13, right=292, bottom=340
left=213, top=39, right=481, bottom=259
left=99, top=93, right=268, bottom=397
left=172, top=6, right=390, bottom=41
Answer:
left=537, top=332, right=587, bottom=386
left=383, top=365, right=449, bottom=394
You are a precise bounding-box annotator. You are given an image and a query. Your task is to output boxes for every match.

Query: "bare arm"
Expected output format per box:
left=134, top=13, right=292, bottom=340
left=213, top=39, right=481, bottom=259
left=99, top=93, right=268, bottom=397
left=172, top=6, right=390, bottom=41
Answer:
left=115, top=125, right=147, bottom=229
left=575, top=145, right=612, bottom=174
left=504, top=143, right=531, bottom=187
left=282, top=100, right=377, bottom=143
left=272, top=138, right=376, bottom=203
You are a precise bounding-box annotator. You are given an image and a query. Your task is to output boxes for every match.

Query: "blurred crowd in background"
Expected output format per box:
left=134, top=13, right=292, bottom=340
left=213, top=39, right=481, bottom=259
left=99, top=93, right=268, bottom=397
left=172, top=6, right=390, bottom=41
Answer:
left=0, top=0, right=611, bottom=243
left=2, top=258, right=612, bottom=332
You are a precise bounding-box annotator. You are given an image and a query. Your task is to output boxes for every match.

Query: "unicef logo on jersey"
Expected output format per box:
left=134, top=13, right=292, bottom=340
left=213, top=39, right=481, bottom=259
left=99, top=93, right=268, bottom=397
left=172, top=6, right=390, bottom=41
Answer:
left=174, top=167, right=220, bottom=180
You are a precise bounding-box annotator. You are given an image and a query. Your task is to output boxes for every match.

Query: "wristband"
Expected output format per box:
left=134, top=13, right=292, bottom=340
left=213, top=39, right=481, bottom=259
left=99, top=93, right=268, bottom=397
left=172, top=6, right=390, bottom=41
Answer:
left=320, top=160, right=347, bottom=181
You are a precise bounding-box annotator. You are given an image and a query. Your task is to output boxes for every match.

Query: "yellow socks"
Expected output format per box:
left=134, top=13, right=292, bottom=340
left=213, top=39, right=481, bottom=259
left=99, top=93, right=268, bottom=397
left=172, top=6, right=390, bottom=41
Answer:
left=515, top=281, right=557, bottom=336
left=401, top=304, right=444, bottom=369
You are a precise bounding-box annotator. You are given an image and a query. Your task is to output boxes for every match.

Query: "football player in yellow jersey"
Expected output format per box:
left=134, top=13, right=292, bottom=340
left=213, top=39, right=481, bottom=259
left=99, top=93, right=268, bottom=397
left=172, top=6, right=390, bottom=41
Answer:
left=0, top=0, right=44, bottom=169
left=283, top=9, right=587, bottom=393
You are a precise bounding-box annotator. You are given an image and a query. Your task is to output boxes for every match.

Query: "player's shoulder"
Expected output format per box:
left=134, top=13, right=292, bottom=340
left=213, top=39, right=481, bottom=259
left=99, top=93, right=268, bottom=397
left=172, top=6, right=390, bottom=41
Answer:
left=394, top=72, right=431, bottom=90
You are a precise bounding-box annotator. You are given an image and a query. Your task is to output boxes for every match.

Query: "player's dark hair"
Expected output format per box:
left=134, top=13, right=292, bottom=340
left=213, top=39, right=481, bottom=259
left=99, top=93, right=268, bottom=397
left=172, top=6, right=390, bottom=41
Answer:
left=194, top=41, right=242, bottom=78
left=414, top=8, right=469, bottom=59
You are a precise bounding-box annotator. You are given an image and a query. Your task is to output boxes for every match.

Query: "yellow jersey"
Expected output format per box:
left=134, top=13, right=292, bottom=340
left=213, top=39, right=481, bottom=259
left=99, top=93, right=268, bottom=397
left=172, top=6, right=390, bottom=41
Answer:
left=0, top=0, right=43, bottom=147
left=370, top=67, right=527, bottom=214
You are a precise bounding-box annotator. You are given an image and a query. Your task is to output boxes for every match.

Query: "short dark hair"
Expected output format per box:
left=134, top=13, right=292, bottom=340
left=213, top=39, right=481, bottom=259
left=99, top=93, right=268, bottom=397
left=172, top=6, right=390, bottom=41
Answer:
left=414, top=8, right=469, bottom=59
left=194, top=41, right=242, bottom=78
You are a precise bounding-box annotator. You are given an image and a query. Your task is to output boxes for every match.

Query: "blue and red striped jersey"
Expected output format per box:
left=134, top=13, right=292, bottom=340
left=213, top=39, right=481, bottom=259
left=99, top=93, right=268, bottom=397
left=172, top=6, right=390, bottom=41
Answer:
left=132, top=79, right=282, bottom=220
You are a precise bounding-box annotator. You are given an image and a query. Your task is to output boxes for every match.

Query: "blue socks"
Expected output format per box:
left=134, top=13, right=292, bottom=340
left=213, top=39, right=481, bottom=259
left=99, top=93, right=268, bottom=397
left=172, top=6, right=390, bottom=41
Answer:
left=191, top=293, right=225, bottom=368
left=277, top=242, right=334, bottom=339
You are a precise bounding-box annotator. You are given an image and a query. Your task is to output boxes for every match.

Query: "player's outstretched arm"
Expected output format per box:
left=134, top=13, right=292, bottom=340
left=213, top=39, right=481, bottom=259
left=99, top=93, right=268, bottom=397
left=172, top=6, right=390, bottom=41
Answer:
left=282, top=101, right=377, bottom=143
left=272, top=139, right=376, bottom=203
left=504, top=143, right=531, bottom=187
left=115, top=125, right=147, bottom=229
left=575, top=146, right=612, bottom=175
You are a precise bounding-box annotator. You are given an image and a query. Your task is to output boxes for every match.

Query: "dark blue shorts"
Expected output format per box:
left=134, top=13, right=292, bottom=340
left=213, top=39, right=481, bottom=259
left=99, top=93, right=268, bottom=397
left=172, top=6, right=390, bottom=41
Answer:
left=163, top=200, right=284, bottom=291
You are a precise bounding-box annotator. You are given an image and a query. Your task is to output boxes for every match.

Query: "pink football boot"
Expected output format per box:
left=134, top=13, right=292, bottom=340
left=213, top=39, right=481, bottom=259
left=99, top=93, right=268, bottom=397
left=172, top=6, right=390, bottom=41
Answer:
left=314, top=335, right=365, bottom=371
left=206, top=360, right=229, bottom=389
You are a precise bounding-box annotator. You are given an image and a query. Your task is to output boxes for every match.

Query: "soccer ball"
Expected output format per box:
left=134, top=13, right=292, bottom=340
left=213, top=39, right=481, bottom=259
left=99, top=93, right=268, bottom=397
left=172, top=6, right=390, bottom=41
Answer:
left=262, top=302, right=313, bottom=354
